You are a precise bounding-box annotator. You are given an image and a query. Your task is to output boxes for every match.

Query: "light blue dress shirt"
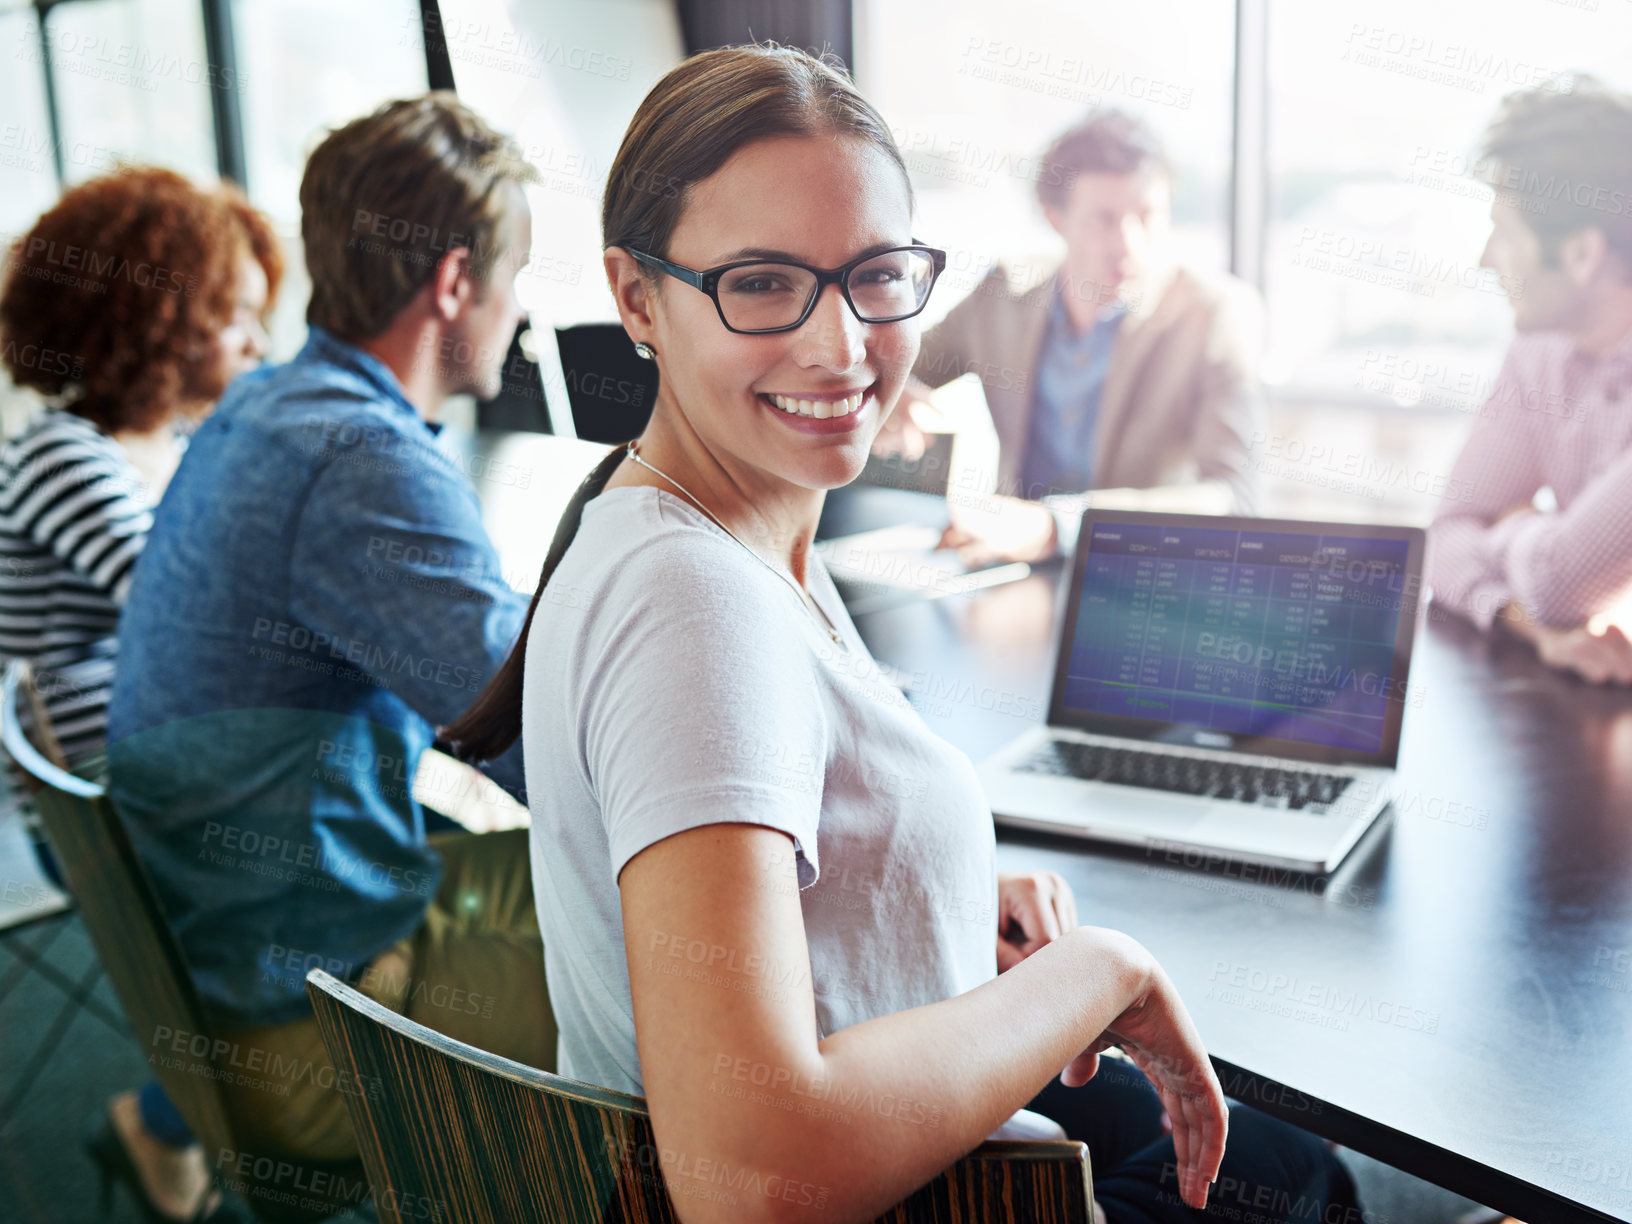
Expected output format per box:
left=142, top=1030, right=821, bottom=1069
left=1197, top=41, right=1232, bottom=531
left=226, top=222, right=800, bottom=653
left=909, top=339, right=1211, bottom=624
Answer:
left=1017, top=290, right=1127, bottom=500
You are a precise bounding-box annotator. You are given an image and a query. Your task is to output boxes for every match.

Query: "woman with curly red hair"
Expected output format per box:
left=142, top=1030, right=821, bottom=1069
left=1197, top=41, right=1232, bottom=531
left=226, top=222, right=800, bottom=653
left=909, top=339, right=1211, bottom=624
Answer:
left=0, top=164, right=282, bottom=1223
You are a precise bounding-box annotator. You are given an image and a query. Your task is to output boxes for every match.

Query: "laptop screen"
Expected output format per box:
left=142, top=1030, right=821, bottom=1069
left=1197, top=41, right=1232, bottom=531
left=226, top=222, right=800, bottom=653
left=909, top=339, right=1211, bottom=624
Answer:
left=1061, top=518, right=1420, bottom=758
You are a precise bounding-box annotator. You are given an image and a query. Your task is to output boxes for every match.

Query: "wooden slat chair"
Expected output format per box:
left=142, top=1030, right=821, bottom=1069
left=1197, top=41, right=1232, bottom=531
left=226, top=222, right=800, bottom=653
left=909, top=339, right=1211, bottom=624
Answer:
left=306, top=967, right=1093, bottom=1224
left=0, top=660, right=369, bottom=1222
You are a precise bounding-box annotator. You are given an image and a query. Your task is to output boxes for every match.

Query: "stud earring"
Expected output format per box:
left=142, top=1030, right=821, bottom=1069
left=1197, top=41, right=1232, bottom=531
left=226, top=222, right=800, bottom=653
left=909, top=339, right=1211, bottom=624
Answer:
left=633, top=341, right=655, bottom=360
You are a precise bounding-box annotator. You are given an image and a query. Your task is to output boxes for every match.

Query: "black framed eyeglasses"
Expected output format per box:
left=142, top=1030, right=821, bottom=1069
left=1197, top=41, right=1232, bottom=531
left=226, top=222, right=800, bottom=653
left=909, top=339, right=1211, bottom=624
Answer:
left=625, top=243, right=948, bottom=335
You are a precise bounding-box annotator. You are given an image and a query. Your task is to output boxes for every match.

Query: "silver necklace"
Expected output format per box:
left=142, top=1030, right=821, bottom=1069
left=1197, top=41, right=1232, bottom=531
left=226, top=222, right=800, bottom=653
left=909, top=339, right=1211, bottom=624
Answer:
left=624, top=441, right=844, bottom=646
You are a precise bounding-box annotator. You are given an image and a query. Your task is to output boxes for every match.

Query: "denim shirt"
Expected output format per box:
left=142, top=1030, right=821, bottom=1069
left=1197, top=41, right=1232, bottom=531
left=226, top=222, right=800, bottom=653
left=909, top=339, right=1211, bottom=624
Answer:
left=106, top=328, right=527, bottom=1027
left=1018, top=290, right=1127, bottom=500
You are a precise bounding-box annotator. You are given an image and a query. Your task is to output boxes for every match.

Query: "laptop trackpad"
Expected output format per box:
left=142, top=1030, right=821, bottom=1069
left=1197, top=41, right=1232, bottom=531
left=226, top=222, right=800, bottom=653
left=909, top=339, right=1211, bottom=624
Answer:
left=1077, top=785, right=1209, bottom=832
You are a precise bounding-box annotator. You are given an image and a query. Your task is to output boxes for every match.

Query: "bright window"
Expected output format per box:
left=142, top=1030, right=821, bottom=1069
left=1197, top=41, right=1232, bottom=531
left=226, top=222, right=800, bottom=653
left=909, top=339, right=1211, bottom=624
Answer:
left=35, top=0, right=218, bottom=186
left=1264, top=0, right=1632, bottom=408
left=855, top=0, right=1236, bottom=327
left=233, top=0, right=426, bottom=224
left=231, top=0, right=427, bottom=356
left=0, top=6, right=60, bottom=244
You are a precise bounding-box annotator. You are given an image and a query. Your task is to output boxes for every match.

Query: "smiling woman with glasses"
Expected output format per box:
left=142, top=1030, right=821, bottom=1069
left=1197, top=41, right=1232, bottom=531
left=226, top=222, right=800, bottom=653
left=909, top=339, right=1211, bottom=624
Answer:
left=443, top=42, right=1361, bottom=1224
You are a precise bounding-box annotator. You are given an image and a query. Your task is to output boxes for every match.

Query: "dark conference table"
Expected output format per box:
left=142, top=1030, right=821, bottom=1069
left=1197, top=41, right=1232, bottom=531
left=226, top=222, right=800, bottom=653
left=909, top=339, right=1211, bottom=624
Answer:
left=821, top=487, right=1632, bottom=1224
left=466, top=434, right=1632, bottom=1224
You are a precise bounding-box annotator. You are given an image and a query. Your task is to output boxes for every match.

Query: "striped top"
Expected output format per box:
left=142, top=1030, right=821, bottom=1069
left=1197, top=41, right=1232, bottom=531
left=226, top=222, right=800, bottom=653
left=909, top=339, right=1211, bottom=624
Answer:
left=0, top=410, right=156, bottom=764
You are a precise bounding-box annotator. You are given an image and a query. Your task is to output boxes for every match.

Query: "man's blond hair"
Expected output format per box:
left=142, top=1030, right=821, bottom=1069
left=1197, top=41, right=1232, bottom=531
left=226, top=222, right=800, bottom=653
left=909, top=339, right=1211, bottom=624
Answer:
left=300, top=91, right=538, bottom=341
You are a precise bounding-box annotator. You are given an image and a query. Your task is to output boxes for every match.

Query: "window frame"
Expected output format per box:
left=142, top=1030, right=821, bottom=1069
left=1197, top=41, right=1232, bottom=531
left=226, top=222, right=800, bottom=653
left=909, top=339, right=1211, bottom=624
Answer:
left=10, top=0, right=1500, bottom=419
left=24, top=0, right=452, bottom=195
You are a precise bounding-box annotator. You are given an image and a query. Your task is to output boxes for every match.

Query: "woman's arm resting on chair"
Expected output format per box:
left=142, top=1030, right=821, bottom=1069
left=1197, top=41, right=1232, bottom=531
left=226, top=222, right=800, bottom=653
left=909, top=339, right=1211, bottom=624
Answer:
left=621, top=823, right=1227, bottom=1224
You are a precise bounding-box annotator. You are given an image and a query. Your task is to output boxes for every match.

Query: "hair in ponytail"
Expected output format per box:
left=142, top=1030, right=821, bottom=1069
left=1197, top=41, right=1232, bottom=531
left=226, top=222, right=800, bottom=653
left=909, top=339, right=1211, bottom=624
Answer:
left=438, top=444, right=627, bottom=763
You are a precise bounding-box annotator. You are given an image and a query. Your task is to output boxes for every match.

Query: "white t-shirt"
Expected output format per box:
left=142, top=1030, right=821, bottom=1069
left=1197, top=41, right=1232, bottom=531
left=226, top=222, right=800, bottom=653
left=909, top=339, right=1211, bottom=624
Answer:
left=522, top=485, right=1060, bottom=1138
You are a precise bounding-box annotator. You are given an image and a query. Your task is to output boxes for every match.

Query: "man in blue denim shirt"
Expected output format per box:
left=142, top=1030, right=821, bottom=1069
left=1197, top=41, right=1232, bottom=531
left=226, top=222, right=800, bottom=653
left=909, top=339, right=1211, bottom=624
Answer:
left=106, top=95, right=556, bottom=1171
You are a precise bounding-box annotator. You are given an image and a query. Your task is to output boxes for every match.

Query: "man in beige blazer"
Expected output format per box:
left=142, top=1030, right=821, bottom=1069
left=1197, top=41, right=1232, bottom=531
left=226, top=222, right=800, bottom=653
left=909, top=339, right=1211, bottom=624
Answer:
left=879, top=111, right=1265, bottom=562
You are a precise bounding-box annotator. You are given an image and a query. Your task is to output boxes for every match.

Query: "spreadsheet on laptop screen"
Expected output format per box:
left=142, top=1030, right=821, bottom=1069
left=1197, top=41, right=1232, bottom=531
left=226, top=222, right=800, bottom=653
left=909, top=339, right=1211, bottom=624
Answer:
left=1065, top=523, right=1413, bottom=753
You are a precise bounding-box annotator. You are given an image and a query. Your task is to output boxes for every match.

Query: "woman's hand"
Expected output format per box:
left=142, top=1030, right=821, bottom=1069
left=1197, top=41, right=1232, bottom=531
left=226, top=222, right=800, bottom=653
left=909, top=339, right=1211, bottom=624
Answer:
left=1062, top=953, right=1229, bottom=1211
left=996, top=870, right=1077, bottom=971
left=938, top=495, right=1059, bottom=567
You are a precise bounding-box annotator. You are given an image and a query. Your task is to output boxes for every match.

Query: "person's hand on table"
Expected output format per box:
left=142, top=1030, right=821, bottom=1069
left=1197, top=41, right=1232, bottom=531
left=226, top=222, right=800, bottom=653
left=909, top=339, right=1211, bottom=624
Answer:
left=995, top=870, right=1077, bottom=971
left=1486, top=504, right=1632, bottom=684
left=869, top=376, right=934, bottom=461
left=939, top=493, right=1058, bottom=566
left=1507, top=614, right=1632, bottom=685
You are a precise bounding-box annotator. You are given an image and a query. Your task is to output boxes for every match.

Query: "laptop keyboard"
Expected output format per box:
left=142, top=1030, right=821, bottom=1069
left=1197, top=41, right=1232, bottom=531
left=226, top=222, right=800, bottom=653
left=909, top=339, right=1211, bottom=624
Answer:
left=1015, top=741, right=1354, bottom=812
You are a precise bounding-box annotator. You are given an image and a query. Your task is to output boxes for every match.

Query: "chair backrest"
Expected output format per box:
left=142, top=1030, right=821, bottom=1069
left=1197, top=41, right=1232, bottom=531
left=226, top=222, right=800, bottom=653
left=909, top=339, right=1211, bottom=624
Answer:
left=0, top=659, right=238, bottom=1158
left=2, top=661, right=368, bottom=1222
left=554, top=322, right=659, bottom=444
left=13, top=659, right=69, bottom=774
left=306, top=968, right=1093, bottom=1224
left=475, top=323, right=555, bottom=435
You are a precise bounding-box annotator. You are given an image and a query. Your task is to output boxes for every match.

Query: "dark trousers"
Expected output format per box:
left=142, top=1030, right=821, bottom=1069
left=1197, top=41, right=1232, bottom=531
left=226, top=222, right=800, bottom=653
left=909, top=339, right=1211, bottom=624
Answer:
left=1029, top=1057, right=1364, bottom=1224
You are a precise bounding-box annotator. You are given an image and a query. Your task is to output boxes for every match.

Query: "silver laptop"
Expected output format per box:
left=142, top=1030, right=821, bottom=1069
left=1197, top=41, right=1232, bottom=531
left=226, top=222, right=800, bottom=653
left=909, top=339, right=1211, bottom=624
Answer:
left=980, top=509, right=1427, bottom=873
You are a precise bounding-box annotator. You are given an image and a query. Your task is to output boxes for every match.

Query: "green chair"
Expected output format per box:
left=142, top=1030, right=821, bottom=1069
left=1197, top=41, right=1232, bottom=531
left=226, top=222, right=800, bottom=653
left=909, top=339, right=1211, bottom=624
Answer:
left=306, top=966, right=1094, bottom=1223
left=1, top=659, right=369, bottom=1221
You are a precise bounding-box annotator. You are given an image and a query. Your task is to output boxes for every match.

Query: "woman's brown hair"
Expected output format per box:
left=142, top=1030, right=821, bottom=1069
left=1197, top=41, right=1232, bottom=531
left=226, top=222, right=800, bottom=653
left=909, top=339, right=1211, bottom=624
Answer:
left=439, top=42, right=911, bottom=766
left=0, top=166, right=283, bottom=433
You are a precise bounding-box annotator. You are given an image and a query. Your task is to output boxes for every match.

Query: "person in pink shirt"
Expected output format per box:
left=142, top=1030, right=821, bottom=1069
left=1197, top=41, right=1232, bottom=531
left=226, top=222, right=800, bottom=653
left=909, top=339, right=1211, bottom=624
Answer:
left=1430, top=76, right=1632, bottom=684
